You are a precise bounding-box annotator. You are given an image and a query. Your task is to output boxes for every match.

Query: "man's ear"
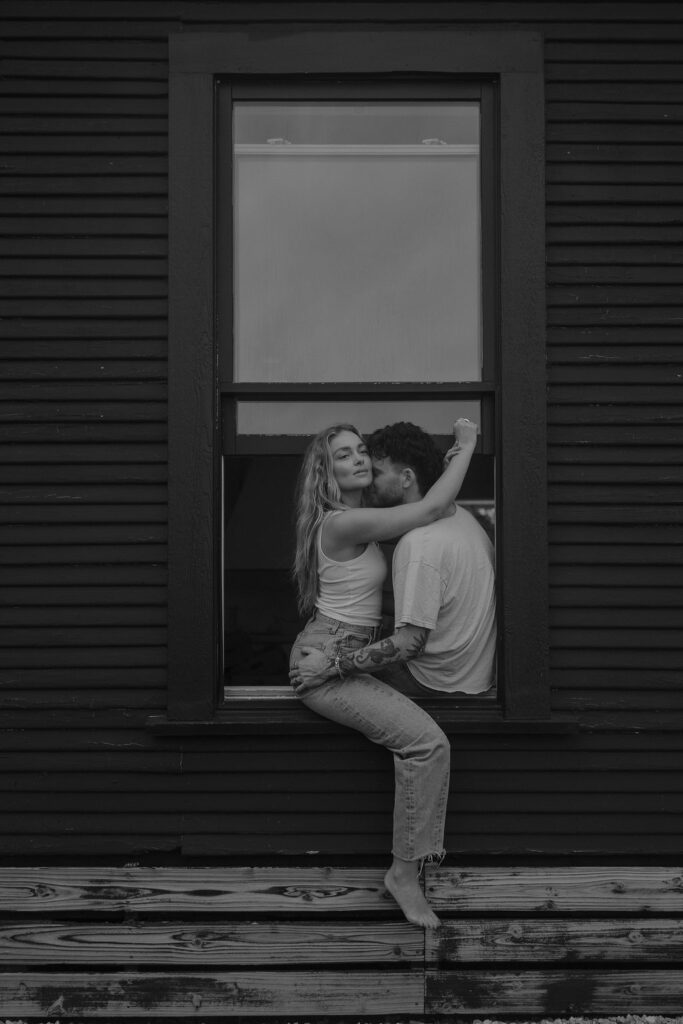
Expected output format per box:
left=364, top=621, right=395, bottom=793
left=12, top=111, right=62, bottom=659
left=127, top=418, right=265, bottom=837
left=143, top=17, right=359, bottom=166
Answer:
left=401, top=466, right=417, bottom=491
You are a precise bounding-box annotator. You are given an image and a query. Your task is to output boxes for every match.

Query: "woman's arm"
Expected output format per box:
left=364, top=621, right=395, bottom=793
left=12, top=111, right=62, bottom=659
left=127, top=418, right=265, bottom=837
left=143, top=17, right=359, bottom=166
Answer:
left=329, top=418, right=477, bottom=547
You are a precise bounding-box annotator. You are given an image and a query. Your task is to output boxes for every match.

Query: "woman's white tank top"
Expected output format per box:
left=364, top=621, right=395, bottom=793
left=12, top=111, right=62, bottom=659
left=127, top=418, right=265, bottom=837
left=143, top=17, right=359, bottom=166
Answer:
left=315, top=511, right=386, bottom=626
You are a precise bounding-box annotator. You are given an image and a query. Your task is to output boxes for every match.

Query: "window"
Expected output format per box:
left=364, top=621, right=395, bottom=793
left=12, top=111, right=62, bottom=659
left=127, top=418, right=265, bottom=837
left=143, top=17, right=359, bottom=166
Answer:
left=165, top=28, right=548, bottom=727
left=221, top=90, right=495, bottom=693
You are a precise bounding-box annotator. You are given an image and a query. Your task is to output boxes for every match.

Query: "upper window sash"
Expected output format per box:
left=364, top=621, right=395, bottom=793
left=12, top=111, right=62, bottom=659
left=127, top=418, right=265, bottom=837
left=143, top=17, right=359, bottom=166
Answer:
left=217, top=81, right=498, bottom=458
left=217, top=81, right=496, bottom=389
left=166, top=27, right=547, bottom=726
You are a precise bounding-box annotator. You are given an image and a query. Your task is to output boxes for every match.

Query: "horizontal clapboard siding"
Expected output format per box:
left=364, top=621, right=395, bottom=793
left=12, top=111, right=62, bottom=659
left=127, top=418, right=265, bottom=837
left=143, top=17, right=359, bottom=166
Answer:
left=2, top=726, right=683, bottom=856
left=0, top=0, right=169, bottom=718
left=0, top=1, right=681, bottom=858
left=545, top=21, right=683, bottom=728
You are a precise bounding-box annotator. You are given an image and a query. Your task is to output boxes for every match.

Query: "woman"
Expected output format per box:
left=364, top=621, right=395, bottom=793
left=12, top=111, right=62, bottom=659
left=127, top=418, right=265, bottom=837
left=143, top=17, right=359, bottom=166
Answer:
left=290, top=418, right=477, bottom=928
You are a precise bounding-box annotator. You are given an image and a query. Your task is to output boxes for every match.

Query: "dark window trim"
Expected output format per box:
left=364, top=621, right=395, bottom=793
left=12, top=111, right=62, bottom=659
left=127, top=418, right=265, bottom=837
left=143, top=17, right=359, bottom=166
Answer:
left=147, top=706, right=577, bottom=736
left=164, top=26, right=549, bottom=729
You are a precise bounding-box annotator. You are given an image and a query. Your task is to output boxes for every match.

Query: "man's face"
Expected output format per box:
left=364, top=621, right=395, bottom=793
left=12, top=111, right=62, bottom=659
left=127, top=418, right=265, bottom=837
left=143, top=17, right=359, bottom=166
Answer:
left=368, top=456, right=406, bottom=507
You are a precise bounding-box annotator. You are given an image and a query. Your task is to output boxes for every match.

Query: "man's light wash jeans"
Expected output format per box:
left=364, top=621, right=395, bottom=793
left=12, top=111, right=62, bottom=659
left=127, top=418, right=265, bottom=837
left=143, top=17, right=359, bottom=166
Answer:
left=290, top=611, right=449, bottom=865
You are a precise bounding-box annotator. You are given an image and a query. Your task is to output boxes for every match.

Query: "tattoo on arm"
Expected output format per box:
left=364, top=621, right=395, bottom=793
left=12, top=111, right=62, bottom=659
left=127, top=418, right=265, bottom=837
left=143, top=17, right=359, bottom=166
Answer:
left=339, top=628, right=429, bottom=678
left=406, top=629, right=428, bottom=659
left=336, top=652, right=357, bottom=678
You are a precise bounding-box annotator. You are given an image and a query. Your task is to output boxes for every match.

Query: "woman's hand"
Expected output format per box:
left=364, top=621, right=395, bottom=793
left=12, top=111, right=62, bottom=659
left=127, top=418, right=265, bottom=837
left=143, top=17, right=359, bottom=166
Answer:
left=443, top=417, right=478, bottom=468
left=454, top=417, right=478, bottom=448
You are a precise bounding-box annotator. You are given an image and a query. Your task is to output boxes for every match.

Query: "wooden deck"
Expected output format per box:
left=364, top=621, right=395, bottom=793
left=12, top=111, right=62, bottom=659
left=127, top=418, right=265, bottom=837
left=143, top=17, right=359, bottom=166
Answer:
left=0, top=865, right=682, bottom=1017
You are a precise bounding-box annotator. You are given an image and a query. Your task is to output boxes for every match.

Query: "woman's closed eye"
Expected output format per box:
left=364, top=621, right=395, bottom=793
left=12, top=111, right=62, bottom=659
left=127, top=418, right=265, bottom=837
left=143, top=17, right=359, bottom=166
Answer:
left=336, top=447, right=368, bottom=460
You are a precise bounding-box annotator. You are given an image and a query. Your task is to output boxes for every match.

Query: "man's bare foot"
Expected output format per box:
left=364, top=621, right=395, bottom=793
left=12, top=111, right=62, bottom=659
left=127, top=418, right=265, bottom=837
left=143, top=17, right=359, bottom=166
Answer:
left=384, top=859, right=441, bottom=929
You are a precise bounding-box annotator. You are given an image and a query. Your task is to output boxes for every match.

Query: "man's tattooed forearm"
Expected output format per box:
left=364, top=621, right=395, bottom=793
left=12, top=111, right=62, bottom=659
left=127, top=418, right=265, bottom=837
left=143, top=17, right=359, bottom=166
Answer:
left=340, top=629, right=429, bottom=678
left=355, top=639, right=400, bottom=670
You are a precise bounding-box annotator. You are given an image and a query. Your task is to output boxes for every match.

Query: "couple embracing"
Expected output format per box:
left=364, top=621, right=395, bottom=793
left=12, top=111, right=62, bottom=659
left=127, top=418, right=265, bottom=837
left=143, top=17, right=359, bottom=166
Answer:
left=289, top=419, right=496, bottom=929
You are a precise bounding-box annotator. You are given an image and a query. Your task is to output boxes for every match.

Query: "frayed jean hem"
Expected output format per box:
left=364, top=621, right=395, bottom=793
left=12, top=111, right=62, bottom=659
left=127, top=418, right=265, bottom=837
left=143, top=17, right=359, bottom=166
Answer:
left=418, top=849, right=447, bottom=876
left=391, top=848, right=447, bottom=875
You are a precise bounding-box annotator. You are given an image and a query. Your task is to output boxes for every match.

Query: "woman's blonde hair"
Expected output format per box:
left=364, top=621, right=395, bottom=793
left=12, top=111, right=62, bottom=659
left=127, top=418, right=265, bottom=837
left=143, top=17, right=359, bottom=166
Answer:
left=293, top=423, right=364, bottom=616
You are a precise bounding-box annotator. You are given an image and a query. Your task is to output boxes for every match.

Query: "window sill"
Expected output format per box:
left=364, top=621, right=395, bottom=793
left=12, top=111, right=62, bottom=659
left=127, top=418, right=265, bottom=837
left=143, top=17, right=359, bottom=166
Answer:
left=146, top=699, right=577, bottom=735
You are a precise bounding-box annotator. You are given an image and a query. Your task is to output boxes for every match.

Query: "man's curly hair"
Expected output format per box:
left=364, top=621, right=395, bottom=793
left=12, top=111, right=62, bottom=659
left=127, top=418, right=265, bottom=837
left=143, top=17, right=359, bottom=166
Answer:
left=366, top=421, right=443, bottom=497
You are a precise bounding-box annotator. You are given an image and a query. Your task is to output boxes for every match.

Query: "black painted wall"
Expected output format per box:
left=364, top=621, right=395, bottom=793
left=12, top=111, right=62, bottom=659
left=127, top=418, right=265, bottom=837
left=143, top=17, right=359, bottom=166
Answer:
left=1, top=1, right=681, bottom=859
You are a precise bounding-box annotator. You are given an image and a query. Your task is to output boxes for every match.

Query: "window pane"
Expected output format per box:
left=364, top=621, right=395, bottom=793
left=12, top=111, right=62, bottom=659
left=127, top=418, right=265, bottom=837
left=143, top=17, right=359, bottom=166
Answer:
left=232, top=102, right=481, bottom=383
left=224, top=456, right=300, bottom=686
left=236, top=399, right=481, bottom=440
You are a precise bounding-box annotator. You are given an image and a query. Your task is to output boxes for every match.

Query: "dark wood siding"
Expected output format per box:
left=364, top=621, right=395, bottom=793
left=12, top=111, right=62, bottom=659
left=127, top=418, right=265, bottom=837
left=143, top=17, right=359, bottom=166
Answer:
left=1, top=1, right=681, bottom=858
left=544, top=15, right=683, bottom=738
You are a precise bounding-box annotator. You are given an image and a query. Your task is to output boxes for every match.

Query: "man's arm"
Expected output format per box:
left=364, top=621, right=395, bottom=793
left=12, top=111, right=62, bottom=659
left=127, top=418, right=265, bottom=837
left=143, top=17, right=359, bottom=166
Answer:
left=290, top=623, right=429, bottom=697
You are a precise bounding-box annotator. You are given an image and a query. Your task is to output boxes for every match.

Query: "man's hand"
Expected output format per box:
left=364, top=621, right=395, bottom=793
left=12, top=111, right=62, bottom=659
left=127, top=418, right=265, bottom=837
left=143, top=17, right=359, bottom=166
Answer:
left=289, top=646, right=334, bottom=697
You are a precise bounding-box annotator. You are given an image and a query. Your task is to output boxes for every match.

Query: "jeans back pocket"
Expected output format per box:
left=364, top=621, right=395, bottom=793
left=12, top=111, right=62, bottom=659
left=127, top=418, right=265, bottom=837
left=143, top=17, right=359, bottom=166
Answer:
left=336, top=631, right=373, bottom=656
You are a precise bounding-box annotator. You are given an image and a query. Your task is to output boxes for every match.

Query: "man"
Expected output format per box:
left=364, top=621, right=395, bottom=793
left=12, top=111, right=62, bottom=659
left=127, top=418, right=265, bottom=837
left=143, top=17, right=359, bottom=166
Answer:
left=291, top=421, right=496, bottom=927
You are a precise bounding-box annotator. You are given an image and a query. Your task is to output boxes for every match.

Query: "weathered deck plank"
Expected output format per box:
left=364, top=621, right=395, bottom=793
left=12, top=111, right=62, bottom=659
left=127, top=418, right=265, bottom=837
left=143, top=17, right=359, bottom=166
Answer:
left=426, top=866, right=683, bottom=912
left=7, top=865, right=683, bottom=915
left=0, top=970, right=423, bottom=1017
left=0, top=919, right=423, bottom=964
left=427, top=918, right=683, bottom=962
left=427, top=969, right=683, bottom=1015
left=0, top=866, right=390, bottom=914
left=0, top=866, right=682, bottom=1018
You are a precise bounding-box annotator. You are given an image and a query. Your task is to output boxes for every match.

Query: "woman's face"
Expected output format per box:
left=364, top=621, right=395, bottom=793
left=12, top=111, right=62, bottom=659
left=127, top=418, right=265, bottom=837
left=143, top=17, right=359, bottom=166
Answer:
left=328, top=430, right=372, bottom=495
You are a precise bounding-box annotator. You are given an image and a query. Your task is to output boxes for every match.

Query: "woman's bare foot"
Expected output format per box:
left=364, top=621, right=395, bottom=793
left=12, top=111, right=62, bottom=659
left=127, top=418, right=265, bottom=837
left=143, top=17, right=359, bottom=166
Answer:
left=384, top=858, right=440, bottom=929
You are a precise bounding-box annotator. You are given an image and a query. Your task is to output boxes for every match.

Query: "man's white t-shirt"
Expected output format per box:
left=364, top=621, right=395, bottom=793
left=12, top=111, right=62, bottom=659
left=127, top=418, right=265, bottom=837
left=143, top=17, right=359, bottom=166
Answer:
left=392, top=505, right=496, bottom=694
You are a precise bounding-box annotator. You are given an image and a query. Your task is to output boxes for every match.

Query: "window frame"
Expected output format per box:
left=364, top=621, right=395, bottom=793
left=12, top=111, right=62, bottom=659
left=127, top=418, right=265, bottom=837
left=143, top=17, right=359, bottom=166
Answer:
left=162, top=26, right=551, bottom=730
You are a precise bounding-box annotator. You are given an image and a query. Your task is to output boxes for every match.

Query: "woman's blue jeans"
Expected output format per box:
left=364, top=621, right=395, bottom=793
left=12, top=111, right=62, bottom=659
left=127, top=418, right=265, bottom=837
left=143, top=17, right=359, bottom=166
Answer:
left=290, top=612, right=450, bottom=865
